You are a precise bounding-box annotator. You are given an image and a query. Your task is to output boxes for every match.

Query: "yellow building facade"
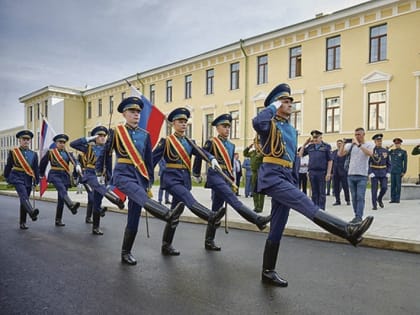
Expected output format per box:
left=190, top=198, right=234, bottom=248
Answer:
left=18, top=0, right=420, bottom=180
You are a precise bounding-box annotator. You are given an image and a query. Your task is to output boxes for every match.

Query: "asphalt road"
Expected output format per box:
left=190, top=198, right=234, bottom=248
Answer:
left=1, top=195, right=419, bottom=315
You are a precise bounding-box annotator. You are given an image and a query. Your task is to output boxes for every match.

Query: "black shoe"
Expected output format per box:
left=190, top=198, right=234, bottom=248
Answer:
left=165, top=200, right=171, bottom=204
left=378, top=200, right=384, bottom=208
left=121, top=252, right=137, bottom=265
left=92, top=228, right=104, bottom=235
left=205, top=240, right=221, bottom=251
left=20, top=223, right=28, bottom=230
left=332, top=202, right=341, bottom=206
left=100, top=207, right=107, bottom=217
left=389, top=200, right=395, bottom=203
left=55, top=220, right=65, bottom=227
left=261, top=270, right=288, bottom=287
left=161, top=244, right=180, bottom=256
left=346, top=201, right=351, bottom=206
left=85, top=217, right=93, bottom=224
left=372, top=206, right=378, bottom=210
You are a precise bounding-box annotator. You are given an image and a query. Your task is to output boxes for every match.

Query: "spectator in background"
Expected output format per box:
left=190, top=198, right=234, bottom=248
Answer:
left=158, top=159, right=171, bottom=204
left=233, top=153, right=242, bottom=196
left=389, top=138, right=407, bottom=203
left=411, top=144, right=420, bottom=185
left=242, top=157, right=252, bottom=198
left=298, top=150, right=309, bottom=195
left=331, top=139, right=350, bottom=206
left=243, top=143, right=265, bottom=213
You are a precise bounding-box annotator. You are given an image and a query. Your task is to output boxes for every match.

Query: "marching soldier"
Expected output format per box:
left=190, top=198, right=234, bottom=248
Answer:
left=101, top=97, right=183, bottom=265
left=389, top=137, right=407, bottom=203
left=193, top=114, right=271, bottom=251
left=70, top=126, right=125, bottom=235
left=3, top=130, right=40, bottom=229
left=253, top=83, right=373, bottom=287
left=152, top=107, right=225, bottom=255
left=39, top=134, right=80, bottom=226
left=368, top=134, right=391, bottom=210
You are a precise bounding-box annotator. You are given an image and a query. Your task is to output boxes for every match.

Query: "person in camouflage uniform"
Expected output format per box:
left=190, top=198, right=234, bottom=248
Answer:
left=243, top=142, right=265, bottom=213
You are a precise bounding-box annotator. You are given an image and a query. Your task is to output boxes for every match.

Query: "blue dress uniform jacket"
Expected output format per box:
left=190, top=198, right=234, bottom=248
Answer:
left=4, top=147, right=39, bottom=204
left=252, top=105, right=319, bottom=242
left=302, top=141, right=332, bottom=210
left=193, top=136, right=247, bottom=212
left=153, top=135, right=213, bottom=208
left=100, top=125, right=153, bottom=232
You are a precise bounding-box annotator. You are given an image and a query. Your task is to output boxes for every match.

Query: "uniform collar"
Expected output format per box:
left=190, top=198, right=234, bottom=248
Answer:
left=217, top=135, right=228, bottom=141
left=125, top=123, right=140, bottom=131
left=173, top=131, right=185, bottom=139
left=274, top=115, right=288, bottom=123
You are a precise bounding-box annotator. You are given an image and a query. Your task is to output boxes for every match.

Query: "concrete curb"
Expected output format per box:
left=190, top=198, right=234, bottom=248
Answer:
left=2, top=191, right=419, bottom=253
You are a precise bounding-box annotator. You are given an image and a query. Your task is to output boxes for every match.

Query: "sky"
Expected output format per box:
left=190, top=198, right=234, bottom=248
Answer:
left=0, top=0, right=367, bottom=130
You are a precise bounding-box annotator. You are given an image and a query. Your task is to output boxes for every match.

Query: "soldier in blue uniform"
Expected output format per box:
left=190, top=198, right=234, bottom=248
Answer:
left=193, top=114, right=271, bottom=251
left=368, top=134, right=391, bottom=210
left=39, top=134, right=81, bottom=226
left=3, top=130, right=40, bottom=229
left=70, top=126, right=125, bottom=235
left=152, top=107, right=225, bottom=255
left=101, top=97, right=183, bottom=265
left=331, top=139, right=350, bottom=206
left=389, top=137, right=407, bottom=203
left=298, top=130, right=332, bottom=210
left=253, top=83, right=373, bottom=287
left=157, top=159, right=171, bottom=204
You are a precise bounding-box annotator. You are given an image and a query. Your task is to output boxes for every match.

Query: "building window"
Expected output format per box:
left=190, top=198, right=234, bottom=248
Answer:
left=205, top=114, right=214, bottom=139
left=326, top=36, right=341, bottom=71
left=368, top=91, right=386, bottom=130
left=150, top=84, right=155, bottom=104
left=257, top=55, right=268, bottom=85
left=44, top=100, right=48, bottom=118
left=290, top=102, right=302, bottom=132
left=28, top=106, right=32, bottom=122
left=98, top=99, right=102, bottom=117
left=185, top=75, right=192, bottom=99
left=206, top=69, right=214, bottom=95
left=289, top=46, right=302, bottom=78
left=325, top=97, right=340, bottom=133
left=121, top=92, right=126, bottom=100
left=166, top=80, right=173, bottom=102
left=370, top=24, right=387, bottom=63
left=87, top=102, right=92, bottom=119
left=109, top=95, right=114, bottom=114
left=230, top=62, right=240, bottom=90
left=230, top=110, right=239, bottom=139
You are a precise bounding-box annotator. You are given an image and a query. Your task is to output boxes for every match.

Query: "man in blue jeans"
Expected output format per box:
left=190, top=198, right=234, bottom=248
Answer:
left=338, top=127, right=374, bottom=223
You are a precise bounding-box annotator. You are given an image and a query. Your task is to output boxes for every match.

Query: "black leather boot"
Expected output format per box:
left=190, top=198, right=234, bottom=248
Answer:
left=143, top=200, right=184, bottom=222
left=22, top=199, right=39, bottom=221
left=121, top=228, right=137, bottom=265
left=92, top=211, right=103, bottom=235
left=55, top=205, right=65, bottom=226
left=313, top=210, right=374, bottom=246
left=161, top=205, right=184, bottom=256
left=63, top=195, right=79, bottom=214
left=261, top=240, right=288, bottom=287
left=204, top=223, right=221, bottom=251
left=189, top=202, right=212, bottom=221
left=207, top=207, right=226, bottom=226
left=19, top=205, right=28, bottom=229
left=235, top=205, right=271, bottom=231
left=100, top=206, right=107, bottom=217
left=85, top=202, right=93, bottom=223
left=104, top=190, right=125, bottom=209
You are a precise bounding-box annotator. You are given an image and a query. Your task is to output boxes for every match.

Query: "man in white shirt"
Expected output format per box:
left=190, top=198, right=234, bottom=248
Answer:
left=338, top=127, right=374, bottom=223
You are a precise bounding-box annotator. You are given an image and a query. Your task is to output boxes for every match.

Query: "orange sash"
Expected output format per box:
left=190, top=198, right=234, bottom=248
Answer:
left=51, top=148, right=70, bottom=173
left=116, top=125, right=149, bottom=180
left=167, top=135, right=192, bottom=171
left=212, top=137, right=233, bottom=177
left=12, top=148, right=35, bottom=178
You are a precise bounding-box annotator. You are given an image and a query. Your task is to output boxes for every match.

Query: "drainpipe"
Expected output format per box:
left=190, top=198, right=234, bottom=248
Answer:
left=136, top=73, right=145, bottom=93
left=239, top=39, right=249, bottom=149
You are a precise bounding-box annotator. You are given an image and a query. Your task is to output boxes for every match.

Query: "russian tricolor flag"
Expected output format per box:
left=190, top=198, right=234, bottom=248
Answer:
left=130, top=85, right=165, bottom=148
left=39, top=118, right=57, bottom=197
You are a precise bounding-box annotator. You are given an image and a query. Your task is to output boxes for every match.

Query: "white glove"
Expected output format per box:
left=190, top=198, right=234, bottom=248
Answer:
left=211, top=159, right=220, bottom=170
left=369, top=173, right=375, bottom=178
left=193, top=176, right=202, bottom=184
left=97, top=176, right=105, bottom=185
left=75, top=165, right=82, bottom=174
left=386, top=173, right=391, bottom=178
left=86, top=135, right=98, bottom=142
left=272, top=100, right=282, bottom=110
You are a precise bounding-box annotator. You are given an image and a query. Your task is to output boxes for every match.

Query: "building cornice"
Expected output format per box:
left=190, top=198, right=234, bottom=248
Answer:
left=19, top=85, right=83, bottom=103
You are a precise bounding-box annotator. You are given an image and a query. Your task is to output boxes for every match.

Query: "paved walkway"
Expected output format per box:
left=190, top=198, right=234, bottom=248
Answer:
left=2, top=185, right=419, bottom=253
